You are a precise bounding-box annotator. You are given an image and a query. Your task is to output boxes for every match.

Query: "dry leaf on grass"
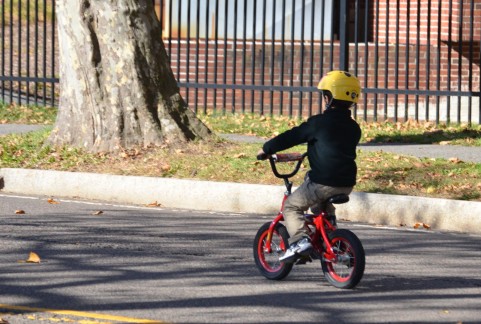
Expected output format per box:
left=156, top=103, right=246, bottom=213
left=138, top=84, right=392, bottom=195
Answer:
left=234, top=153, right=246, bottom=158
left=448, top=157, right=462, bottom=164
left=160, top=164, right=171, bottom=172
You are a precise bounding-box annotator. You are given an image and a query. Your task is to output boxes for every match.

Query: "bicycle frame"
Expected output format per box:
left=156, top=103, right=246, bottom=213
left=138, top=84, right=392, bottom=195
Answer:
left=260, top=152, right=338, bottom=262
left=264, top=191, right=338, bottom=262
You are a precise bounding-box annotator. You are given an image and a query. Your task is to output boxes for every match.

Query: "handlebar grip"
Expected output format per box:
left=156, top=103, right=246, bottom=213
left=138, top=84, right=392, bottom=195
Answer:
left=256, top=153, right=268, bottom=160
left=274, top=153, right=304, bottom=162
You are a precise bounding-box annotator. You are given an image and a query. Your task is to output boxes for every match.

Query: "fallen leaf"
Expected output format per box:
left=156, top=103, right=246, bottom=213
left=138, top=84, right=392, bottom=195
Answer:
left=92, top=211, right=103, bottom=215
left=448, top=157, right=462, bottom=164
left=15, top=209, right=25, bottom=214
left=426, top=186, right=436, bottom=194
left=414, top=222, right=431, bottom=230
left=160, top=164, right=171, bottom=172
left=26, top=252, right=41, bottom=263
left=47, top=198, right=59, bottom=204
left=146, top=201, right=162, bottom=207
left=234, top=153, right=246, bottom=158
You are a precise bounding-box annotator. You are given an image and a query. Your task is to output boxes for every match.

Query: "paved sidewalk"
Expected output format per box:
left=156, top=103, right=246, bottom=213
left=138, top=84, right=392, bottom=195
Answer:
left=222, top=133, right=481, bottom=163
left=0, top=124, right=49, bottom=135
left=359, top=142, right=481, bottom=163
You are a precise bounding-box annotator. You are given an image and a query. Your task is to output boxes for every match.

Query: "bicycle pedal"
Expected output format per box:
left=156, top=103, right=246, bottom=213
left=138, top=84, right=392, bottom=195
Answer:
left=295, top=256, right=312, bottom=265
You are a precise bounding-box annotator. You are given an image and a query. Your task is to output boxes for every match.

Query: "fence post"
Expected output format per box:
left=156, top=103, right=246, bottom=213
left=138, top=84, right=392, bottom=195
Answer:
left=339, top=0, right=349, bottom=71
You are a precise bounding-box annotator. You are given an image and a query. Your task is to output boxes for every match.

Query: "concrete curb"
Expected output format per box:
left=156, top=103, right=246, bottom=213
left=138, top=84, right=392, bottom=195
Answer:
left=1, top=168, right=481, bottom=234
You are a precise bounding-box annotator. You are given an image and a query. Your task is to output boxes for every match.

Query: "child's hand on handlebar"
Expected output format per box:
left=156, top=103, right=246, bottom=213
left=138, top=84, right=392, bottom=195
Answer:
left=257, top=149, right=268, bottom=160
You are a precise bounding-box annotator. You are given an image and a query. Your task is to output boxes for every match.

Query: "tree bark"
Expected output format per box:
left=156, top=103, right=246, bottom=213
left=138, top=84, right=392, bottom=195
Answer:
left=50, top=0, right=211, bottom=152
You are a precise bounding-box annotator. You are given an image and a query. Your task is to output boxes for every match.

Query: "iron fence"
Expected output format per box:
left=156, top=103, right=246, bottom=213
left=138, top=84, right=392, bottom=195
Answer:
left=1, top=0, right=58, bottom=107
left=1, top=0, right=480, bottom=124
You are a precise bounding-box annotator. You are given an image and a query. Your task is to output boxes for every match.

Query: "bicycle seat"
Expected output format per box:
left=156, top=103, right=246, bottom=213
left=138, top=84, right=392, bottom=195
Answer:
left=327, top=194, right=350, bottom=204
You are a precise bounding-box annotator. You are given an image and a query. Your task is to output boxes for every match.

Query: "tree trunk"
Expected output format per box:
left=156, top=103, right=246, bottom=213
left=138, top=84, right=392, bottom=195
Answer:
left=50, top=0, right=211, bottom=152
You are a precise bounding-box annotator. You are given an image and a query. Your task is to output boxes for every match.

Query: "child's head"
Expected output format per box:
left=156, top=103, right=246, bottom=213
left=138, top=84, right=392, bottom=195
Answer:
left=317, top=71, right=361, bottom=109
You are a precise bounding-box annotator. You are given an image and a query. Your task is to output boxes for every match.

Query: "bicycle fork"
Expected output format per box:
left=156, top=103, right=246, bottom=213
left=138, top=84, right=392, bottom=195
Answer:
left=264, top=212, right=285, bottom=254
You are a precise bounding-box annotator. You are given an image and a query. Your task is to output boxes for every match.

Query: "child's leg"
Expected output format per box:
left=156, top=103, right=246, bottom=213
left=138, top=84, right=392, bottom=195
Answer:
left=310, top=187, right=353, bottom=215
left=283, top=177, right=320, bottom=245
left=284, top=177, right=353, bottom=244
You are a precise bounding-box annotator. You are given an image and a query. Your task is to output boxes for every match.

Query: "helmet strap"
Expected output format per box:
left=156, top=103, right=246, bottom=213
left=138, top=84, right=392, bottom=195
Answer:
left=324, top=97, right=334, bottom=110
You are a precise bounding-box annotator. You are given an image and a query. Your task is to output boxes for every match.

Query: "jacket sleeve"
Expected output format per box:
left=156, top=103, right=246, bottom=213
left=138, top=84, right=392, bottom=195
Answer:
left=262, top=121, right=313, bottom=154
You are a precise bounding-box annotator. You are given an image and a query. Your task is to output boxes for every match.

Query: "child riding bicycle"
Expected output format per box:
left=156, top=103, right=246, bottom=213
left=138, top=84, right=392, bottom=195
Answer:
left=257, top=71, right=362, bottom=263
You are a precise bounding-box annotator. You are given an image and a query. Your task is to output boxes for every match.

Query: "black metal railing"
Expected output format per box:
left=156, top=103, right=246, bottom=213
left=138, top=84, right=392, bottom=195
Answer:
left=1, top=0, right=58, bottom=107
left=1, top=0, right=480, bottom=124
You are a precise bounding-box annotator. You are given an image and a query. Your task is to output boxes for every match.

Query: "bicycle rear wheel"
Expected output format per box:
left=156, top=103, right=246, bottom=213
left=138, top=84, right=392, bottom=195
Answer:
left=253, top=222, right=293, bottom=280
left=321, top=229, right=365, bottom=289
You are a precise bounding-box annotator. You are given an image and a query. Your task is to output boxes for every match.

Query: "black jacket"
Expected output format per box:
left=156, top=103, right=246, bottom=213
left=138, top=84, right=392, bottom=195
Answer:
left=262, top=108, right=361, bottom=187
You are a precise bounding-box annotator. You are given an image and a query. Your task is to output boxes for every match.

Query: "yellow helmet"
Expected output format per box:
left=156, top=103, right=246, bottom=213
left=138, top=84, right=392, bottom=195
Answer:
left=318, top=71, right=361, bottom=106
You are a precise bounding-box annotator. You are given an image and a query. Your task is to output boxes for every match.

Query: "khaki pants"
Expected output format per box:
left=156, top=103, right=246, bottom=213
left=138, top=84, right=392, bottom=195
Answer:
left=283, top=174, right=352, bottom=245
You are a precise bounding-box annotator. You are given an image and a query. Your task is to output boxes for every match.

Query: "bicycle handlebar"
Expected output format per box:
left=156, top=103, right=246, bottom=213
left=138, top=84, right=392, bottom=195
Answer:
left=259, top=152, right=307, bottom=179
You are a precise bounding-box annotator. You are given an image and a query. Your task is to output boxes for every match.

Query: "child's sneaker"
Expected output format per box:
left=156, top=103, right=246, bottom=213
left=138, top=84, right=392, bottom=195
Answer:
left=279, top=237, right=312, bottom=262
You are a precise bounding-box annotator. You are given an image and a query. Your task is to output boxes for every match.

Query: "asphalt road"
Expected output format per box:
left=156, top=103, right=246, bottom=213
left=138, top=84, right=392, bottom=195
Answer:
left=1, top=193, right=481, bottom=323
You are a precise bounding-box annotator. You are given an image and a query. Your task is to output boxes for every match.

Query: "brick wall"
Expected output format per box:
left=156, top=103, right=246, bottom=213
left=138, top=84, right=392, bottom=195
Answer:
left=371, top=0, right=481, bottom=45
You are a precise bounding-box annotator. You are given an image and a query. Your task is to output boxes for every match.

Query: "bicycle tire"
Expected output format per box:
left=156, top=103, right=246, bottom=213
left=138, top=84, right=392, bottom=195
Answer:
left=320, top=229, right=365, bottom=289
left=253, top=222, right=293, bottom=280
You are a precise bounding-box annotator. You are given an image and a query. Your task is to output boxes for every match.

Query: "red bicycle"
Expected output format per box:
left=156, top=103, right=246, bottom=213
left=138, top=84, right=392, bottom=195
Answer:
left=253, top=152, right=365, bottom=289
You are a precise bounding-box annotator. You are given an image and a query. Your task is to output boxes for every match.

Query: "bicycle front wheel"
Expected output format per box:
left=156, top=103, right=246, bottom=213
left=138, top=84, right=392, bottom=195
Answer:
left=253, top=222, right=293, bottom=280
left=321, top=229, right=365, bottom=289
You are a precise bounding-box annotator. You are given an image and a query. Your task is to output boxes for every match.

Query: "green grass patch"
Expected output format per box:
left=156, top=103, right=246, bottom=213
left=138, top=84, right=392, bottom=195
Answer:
left=356, top=150, right=481, bottom=200
left=0, top=0, right=55, bottom=24
left=1, top=104, right=480, bottom=201
left=0, top=102, right=57, bottom=125
left=0, top=127, right=108, bottom=170
left=198, top=112, right=303, bottom=138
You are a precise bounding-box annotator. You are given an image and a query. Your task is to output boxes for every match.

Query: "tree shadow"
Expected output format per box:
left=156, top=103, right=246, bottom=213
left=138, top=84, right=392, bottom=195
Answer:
left=363, top=128, right=481, bottom=145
